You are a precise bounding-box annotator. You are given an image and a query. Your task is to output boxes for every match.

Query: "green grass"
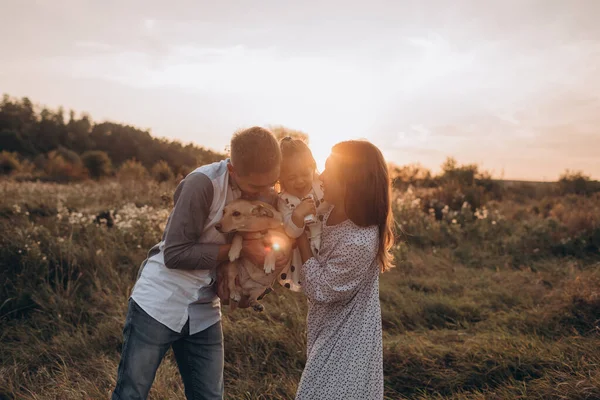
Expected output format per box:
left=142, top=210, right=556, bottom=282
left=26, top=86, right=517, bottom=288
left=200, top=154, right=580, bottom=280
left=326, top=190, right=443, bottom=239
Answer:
left=1, top=179, right=600, bottom=399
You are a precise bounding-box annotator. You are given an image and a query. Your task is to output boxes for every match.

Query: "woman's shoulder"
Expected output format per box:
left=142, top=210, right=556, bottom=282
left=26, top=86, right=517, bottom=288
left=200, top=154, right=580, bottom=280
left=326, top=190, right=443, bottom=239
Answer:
left=331, top=219, right=378, bottom=242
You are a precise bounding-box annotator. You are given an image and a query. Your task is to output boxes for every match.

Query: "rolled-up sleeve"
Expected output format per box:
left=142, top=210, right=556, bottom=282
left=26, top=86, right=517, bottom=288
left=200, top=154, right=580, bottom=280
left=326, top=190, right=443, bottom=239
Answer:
left=163, top=172, right=220, bottom=270
left=300, top=229, right=378, bottom=304
left=278, top=196, right=305, bottom=239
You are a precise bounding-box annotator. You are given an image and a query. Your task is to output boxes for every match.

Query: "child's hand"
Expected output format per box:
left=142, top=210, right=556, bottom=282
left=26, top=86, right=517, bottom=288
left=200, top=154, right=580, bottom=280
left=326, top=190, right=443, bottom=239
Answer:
left=294, top=198, right=317, bottom=219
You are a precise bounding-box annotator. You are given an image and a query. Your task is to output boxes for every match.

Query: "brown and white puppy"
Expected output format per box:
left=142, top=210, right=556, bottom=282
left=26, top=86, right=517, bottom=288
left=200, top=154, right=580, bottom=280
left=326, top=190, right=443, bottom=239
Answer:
left=215, top=199, right=291, bottom=311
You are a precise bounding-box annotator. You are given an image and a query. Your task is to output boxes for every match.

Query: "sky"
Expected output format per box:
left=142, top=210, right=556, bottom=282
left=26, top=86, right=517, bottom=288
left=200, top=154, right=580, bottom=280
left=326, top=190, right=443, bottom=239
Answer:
left=1, top=0, right=599, bottom=180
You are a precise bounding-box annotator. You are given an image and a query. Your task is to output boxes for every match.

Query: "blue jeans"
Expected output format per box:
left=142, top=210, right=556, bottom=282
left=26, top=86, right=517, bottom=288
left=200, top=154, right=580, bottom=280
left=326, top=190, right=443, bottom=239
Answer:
left=112, top=299, right=224, bottom=400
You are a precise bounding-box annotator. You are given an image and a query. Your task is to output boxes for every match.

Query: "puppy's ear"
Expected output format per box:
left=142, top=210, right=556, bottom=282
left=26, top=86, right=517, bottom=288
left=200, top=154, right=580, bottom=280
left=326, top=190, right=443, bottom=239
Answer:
left=252, top=204, right=274, bottom=218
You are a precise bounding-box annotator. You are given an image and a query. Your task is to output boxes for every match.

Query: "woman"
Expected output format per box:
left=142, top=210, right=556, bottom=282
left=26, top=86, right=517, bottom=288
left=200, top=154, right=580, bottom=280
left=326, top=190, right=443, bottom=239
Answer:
left=295, top=140, right=395, bottom=400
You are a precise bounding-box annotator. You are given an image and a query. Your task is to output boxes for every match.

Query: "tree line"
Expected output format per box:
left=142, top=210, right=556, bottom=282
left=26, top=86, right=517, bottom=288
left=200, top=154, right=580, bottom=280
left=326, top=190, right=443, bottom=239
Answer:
left=0, top=94, right=225, bottom=181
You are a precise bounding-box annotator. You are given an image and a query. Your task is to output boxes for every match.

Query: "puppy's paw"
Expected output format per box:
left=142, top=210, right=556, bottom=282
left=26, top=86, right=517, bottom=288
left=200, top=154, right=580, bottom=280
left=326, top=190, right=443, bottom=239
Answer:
left=263, top=262, right=275, bottom=274
left=264, top=252, right=276, bottom=274
left=253, top=303, right=264, bottom=312
left=230, top=292, right=242, bottom=302
left=229, top=236, right=243, bottom=261
left=229, top=251, right=240, bottom=262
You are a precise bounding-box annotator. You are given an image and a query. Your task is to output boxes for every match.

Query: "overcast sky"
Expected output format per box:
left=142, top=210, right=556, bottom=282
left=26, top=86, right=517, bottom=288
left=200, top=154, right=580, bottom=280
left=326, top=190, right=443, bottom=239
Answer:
left=1, top=0, right=599, bottom=180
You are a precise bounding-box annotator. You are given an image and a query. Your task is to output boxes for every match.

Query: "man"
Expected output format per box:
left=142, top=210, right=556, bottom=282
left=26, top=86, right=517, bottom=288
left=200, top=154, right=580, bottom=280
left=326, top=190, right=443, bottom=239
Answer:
left=112, top=127, right=290, bottom=400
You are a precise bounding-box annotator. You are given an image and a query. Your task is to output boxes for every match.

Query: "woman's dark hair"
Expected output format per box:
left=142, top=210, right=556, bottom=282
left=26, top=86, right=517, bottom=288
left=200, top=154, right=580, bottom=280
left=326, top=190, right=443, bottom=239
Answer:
left=331, top=140, right=395, bottom=272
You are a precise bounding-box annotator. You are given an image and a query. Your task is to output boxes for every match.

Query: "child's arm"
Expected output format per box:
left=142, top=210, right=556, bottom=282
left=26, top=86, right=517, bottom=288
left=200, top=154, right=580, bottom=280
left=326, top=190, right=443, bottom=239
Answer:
left=277, top=196, right=305, bottom=239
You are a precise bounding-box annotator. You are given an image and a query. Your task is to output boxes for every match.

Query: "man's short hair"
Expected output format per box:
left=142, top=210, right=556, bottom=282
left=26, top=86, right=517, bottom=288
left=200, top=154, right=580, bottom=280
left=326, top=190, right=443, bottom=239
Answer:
left=230, top=127, right=281, bottom=176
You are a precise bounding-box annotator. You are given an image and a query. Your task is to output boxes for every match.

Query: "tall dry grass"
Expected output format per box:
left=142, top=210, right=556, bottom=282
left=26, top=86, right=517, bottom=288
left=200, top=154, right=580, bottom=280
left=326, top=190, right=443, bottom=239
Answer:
left=1, top=179, right=600, bottom=399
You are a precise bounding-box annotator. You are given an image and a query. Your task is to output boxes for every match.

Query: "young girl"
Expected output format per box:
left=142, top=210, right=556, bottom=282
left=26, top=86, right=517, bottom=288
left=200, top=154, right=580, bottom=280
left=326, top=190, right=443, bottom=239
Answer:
left=277, top=137, right=328, bottom=292
left=294, top=140, right=395, bottom=400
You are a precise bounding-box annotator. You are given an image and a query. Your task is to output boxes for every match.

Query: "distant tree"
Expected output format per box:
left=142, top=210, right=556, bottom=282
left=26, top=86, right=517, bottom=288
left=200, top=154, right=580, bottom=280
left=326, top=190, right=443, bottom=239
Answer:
left=82, top=150, right=112, bottom=179
left=0, top=129, right=31, bottom=154
left=151, top=160, right=174, bottom=182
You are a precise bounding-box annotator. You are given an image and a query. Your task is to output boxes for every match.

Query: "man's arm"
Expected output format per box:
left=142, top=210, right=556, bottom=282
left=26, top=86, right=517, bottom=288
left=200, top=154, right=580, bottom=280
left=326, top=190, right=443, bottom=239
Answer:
left=163, top=172, right=230, bottom=270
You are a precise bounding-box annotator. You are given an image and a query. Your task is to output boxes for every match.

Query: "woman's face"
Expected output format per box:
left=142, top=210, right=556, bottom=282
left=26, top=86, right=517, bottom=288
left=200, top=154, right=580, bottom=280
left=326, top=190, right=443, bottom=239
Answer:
left=320, top=156, right=345, bottom=205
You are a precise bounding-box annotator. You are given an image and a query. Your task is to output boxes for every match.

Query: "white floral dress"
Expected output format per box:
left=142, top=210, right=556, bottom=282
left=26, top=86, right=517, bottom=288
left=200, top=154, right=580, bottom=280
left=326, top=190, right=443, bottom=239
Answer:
left=295, top=207, right=384, bottom=400
left=277, top=179, right=328, bottom=291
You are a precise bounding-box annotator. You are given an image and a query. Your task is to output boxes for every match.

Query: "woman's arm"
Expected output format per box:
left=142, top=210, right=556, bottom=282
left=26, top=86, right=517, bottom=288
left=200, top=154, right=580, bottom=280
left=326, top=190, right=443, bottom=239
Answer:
left=300, top=227, right=378, bottom=304
left=297, top=232, right=313, bottom=263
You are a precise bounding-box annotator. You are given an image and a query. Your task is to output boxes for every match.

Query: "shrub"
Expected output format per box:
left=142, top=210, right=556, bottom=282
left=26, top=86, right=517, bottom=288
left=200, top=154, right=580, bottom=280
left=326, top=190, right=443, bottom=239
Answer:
left=151, top=160, right=174, bottom=182
left=0, top=151, right=21, bottom=175
left=558, top=170, right=600, bottom=196
left=391, top=163, right=436, bottom=190
left=117, top=159, right=149, bottom=182
left=44, top=151, right=87, bottom=182
left=81, top=150, right=112, bottom=179
left=54, top=146, right=82, bottom=165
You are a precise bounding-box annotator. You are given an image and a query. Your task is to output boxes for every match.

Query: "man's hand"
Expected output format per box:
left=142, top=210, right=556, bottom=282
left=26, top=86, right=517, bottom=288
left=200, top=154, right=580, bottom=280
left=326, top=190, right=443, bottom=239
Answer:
left=240, top=239, right=268, bottom=265
left=274, top=238, right=293, bottom=269
left=216, top=263, right=230, bottom=305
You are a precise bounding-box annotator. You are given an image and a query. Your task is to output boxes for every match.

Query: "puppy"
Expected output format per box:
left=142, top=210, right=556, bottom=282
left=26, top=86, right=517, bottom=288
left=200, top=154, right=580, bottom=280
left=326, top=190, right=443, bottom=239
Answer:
left=215, top=199, right=291, bottom=311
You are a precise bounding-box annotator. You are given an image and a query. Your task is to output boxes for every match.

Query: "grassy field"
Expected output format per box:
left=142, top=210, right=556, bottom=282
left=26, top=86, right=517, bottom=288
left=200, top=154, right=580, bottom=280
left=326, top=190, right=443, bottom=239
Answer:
left=1, top=178, right=600, bottom=399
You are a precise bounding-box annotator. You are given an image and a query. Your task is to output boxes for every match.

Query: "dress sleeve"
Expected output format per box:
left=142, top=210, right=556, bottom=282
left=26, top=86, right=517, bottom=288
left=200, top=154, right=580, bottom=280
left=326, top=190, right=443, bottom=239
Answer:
left=277, top=195, right=305, bottom=239
left=300, top=225, right=378, bottom=304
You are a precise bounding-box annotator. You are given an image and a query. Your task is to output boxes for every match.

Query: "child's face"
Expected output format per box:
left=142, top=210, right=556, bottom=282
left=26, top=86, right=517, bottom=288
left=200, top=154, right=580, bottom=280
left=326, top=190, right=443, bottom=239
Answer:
left=280, top=158, right=314, bottom=198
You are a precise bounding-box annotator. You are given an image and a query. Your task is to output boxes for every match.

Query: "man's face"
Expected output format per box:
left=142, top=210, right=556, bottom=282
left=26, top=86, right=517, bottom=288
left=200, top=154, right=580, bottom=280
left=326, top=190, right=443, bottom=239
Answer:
left=229, top=163, right=280, bottom=198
